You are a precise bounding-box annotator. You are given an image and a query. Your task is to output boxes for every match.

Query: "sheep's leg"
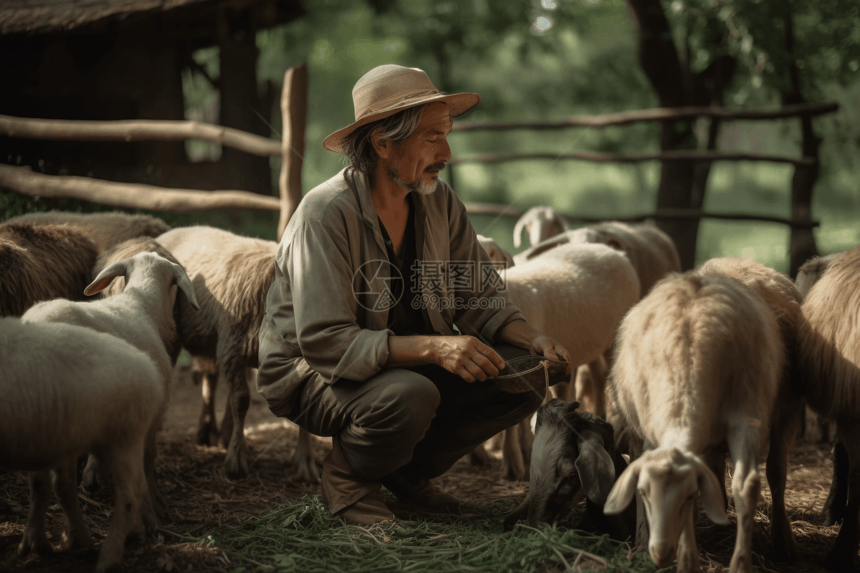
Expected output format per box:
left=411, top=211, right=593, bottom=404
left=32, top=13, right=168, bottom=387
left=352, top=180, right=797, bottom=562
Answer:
left=81, top=455, right=105, bottom=493
left=194, top=357, right=219, bottom=446
left=219, top=383, right=235, bottom=450
left=96, top=446, right=148, bottom=573
left=766, top=391, right=802, bottom=560
left=53, top=460, right=93, bottom=551
left=675, top=510, right=700, bottom=573
left=727, top=432, right=761, bottom=573
left=823, top=440, right=849, bottom=526
left=826, top=420, right=860, bottom=570
left=573, top=359, right=609, bottom=417
left=221, top=352, right=251, bottom=479
left=704, top=448, right=729, bottom=510
left=466, top=443, right=494, bottom=466
left=290, top=427, right=321, bottom=483
left=139, top=419, right=166, bottom=528
left=500, top=421, right=528, bottom=481
left=17, top=471, right=52, bottom=556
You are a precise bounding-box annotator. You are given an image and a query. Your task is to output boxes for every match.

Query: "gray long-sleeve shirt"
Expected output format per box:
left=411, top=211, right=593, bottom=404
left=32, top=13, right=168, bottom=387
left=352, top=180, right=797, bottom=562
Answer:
left=256, top=168, right=526, bottom=417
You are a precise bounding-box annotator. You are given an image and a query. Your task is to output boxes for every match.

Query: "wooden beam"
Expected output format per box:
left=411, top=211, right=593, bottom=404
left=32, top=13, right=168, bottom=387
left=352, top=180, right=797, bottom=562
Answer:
left=0, top=114, right=282, bottom=157
left=450, top=150, right=816, bottom=166
left=0, top=165, right=280, bottom=213
left=277, top=63, right=308, bottom=241
left=453, top=102, right=840, bottom=132
left=462, top=202, right=819, bottom=229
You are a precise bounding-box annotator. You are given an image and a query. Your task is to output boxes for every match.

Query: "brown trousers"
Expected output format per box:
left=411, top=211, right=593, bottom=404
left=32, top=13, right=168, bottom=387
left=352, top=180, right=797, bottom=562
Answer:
left=286, top=344, right=544, bottom=513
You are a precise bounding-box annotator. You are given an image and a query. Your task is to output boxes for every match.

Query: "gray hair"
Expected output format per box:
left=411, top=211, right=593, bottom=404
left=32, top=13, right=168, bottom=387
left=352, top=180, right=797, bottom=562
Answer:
left=342, top=105, right=426, bottom=175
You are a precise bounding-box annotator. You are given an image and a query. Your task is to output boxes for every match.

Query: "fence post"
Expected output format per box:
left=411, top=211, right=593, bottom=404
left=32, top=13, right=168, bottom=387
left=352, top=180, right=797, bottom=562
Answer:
left=789, top=162, right=819, bottom=278
left=277, top=63, right=308, bottom=241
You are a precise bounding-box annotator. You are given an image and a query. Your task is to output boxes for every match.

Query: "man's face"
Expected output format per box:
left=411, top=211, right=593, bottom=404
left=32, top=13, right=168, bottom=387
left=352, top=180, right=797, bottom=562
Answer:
left=384, top=102, right=453, bottom=195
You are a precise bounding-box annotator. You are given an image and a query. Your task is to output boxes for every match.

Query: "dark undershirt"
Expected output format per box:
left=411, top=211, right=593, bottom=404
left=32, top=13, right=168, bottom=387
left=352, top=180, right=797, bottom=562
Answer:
left=377, top=195, right=433, bottom=337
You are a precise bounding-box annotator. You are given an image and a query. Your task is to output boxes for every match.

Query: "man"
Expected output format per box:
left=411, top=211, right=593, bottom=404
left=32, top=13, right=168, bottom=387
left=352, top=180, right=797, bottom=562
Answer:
left=257, top=64, right=571, bottom=525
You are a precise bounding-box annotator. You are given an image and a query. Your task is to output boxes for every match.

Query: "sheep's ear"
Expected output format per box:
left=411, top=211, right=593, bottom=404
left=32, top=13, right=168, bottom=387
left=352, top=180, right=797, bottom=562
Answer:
left=604, top=458, right=640, bottom=515
left=574, top=428, right=616, bottom=505
left=513, top=218, right=525, bottom=249
left=170, top=263, right=200, bottom=311
left=85, top=261, right=128, bottom=296
left=695, top=458, right=730, bottom=525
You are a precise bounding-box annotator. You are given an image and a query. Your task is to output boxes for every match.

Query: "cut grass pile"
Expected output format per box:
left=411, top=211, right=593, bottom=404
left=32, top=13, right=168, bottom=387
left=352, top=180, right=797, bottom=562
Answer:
left=202, top=494, right=661, bottom=573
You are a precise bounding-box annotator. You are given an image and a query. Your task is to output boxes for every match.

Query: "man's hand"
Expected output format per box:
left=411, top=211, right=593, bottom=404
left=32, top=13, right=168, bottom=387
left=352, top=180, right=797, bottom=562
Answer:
left=432, top=336, right=506, bottom=382
left=528, top=334, right=572, bottom=376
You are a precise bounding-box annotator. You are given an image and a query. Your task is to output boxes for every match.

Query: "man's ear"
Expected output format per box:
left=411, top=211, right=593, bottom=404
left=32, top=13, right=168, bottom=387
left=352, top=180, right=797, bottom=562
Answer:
left=372, top=130, right=393, bottom=160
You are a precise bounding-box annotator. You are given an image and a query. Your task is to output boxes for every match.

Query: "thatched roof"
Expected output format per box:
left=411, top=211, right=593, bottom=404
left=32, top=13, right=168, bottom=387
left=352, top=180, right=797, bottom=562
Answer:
left=0, top=0, right=301, bottom=37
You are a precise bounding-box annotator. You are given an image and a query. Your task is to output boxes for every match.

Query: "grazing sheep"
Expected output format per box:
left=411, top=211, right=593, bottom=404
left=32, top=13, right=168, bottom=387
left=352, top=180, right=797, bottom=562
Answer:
left=514, top=221, right=681, bottom=296
left=503, top=399, right=635, bottom=540
left=22, top=252, right=200, bottom=525
left=496, top=242, right=640, bottom=480
left=1, top=318, right=161, bottom=573
left=604, top=262, right=797, bottom=573
left=0, top=222, right=97, bottom=317
left=7, top=210, right=170, bottom=253
left=156, top=225, right=319, bottom=482
left=513, top=206, right=569, bottom=249
left=476, top=234, right=514, bottom=268
left=796, top=245, right=860, bottom=569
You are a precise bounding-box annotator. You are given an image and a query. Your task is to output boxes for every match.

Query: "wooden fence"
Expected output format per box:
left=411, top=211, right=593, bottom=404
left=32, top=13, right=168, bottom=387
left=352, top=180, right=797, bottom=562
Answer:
left=0, top=64, right=839, bottom=271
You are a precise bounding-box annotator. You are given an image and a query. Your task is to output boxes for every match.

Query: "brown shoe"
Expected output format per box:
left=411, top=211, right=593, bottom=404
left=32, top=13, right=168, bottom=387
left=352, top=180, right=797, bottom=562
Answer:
left=382, top=472, right=463, bottom=514
left=322, top=437, right=394, bottom=526
left=335, top=490, right=395, bottom=526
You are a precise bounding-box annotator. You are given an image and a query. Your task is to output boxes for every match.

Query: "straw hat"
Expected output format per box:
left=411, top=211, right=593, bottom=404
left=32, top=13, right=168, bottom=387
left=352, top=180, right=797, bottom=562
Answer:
left=322, top=64, right=481, bottom=154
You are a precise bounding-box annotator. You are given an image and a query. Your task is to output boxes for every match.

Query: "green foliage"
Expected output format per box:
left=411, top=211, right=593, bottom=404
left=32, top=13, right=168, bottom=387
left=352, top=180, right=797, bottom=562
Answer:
left=201, top=494, right=659, bottom=573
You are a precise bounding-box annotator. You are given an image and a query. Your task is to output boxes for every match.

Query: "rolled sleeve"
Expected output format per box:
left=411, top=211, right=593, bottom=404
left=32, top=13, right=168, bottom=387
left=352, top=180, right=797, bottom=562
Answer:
left=445, top=192, right=526, bottom=344
left=287, top=219, right=393, bottom=383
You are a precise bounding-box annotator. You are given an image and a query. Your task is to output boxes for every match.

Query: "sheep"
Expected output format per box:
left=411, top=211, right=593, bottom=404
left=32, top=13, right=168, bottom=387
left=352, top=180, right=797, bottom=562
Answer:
left=495, top=242, right=640, bottom=480
left=156, top=225, right=320, bottom=482
left=476, top=234, right=514, bottom=268
left=7, top=210, right=171, bottom=253
left=513, top=206, right=569, bottom=249
left=796, top=244, right=860, bottom=569
left=75, top=237, right=188, bottom=495
left=603, top=259, right=802, bottom=573
left=503, top=399, right=635, bottom=540
left=1, top=317, right=162, bottom=573
left=0, top=222, right=97, bottom=316
left=514, top=221, right=681, bottom=296
left=22, top=251, right=200, bottom=526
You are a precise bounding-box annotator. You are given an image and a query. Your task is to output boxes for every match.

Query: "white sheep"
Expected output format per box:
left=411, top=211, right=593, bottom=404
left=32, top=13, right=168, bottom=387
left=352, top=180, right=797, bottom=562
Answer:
left=513, top=206, right=569, bottom=249
left=476, top=234, right=514, bottom=268
left=156, top=225, right=319, bottom=482
left=604, top=258, right=802, bottom=573
left=1, top=317, right=162, bottom=573
left=514, top=221, right=681, bottom=296
left=496, top=242, right=641, bottom=480
left=7, top=210, right=171, bottom=253
left=796, top=245, right=860, bottom=569
left=0, top=222, right=97, bottom=317
left=22, top=251, right=200, bottom=525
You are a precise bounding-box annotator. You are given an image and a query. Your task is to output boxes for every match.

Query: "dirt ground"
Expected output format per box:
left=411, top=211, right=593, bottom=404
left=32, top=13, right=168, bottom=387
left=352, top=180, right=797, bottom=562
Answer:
left=0, top=365, right=845, bottom=572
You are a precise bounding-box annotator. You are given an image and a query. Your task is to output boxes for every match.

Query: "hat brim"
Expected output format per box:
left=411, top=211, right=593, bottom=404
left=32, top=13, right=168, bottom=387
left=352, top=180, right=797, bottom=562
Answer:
left=322, top=92, right=480, bottom=154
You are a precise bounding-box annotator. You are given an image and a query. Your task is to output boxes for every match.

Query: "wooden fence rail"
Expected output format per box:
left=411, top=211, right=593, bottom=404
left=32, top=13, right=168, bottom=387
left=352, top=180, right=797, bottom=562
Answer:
left=450, top=150, right=815, bottom=167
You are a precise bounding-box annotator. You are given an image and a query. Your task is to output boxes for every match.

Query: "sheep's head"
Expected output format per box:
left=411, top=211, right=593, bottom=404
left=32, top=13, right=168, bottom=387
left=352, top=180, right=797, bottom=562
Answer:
left=513, top=206, right=569, bottom=248
left=476, top=235, right=514, bottom=268
left=85, top=252, right=200, bottom=312
left=604, top=448, right=728, bottom=568
left=527, top=399, right=616, bottom=526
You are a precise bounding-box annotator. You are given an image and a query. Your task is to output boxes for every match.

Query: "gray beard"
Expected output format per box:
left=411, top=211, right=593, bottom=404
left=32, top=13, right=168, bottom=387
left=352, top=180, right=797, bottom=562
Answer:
left=387, top=165, right=437, bottom=195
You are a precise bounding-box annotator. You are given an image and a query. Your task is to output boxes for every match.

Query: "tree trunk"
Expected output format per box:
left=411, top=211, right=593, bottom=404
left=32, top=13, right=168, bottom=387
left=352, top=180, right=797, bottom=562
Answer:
left=626, top=0, right=700, bottom=270
left=782, top=11, right=820, bottom=278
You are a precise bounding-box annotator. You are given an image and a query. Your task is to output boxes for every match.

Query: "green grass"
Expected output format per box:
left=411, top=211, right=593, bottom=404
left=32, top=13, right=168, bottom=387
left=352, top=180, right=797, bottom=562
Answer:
left=196, top=495, right=661, bottom=573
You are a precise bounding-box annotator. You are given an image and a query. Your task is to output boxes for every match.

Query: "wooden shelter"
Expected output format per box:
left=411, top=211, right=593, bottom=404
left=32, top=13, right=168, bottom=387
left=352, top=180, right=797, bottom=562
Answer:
left=0, top=0, right=304, bottom=195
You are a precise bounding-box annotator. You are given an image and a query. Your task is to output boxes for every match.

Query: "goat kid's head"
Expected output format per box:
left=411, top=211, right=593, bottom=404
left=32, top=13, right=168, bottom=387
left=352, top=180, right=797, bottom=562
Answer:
left=85, top=252, right=201, bottom=311
left=527, top=399, right=616, bottom=526
left=603, top=448, right=728, bottom=569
